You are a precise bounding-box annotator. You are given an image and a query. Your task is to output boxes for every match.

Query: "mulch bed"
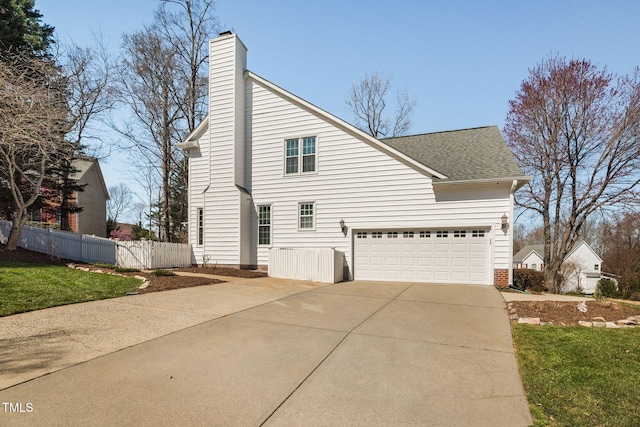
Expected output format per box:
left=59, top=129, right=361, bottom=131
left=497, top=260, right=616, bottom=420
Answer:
left=175, top=266, right=267, bottom=279
left=510, top=300, right=640, bottom=325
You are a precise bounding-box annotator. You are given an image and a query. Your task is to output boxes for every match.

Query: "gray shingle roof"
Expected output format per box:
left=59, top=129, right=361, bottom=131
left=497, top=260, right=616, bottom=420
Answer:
left=513, top=245, right=544, bottom=263
left=380, top=126, right=524, bottom=181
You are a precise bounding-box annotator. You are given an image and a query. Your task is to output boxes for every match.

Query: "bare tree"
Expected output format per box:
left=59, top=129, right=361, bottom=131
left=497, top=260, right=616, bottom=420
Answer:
left=158, top=0, right=218, bottom=132
left=0, top=54, right=73, bottom=249
left=60, top=37, right=117, bottom=154
left=346, top=71, right=416, bottom=138
left=107, top=183, right=133, bottom=223
left=115, top=0, right=218, bottom=242
left=504, top=56, right=640, bottom=292
left=44, top=38, right=116, bottom=231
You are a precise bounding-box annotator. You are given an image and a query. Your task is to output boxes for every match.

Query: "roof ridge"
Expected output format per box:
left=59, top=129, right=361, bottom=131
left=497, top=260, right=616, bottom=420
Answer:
left=381, top=125, right=497, bottom=141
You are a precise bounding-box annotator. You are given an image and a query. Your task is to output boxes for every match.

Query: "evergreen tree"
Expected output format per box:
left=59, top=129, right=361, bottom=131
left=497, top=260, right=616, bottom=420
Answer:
left=0, top=0, right=54, bottom=59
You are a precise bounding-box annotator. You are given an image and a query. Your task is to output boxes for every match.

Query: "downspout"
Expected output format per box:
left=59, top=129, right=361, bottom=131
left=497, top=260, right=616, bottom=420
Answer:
left=508, top=180, right=518, bottom=286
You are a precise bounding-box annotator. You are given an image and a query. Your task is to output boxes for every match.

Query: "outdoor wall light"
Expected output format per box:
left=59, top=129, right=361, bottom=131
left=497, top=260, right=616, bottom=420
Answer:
left=339, top=218, right=347, bottom=236
left=501, top=213, right=509, bottom=232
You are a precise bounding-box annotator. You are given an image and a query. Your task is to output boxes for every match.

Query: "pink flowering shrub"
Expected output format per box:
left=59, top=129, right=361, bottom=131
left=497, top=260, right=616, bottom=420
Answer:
left=109, top=229, right=135, bottom=241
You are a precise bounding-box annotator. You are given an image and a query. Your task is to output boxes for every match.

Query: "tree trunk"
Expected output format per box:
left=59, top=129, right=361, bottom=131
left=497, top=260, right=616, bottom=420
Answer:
left=6, top=210, right=27, bottom=250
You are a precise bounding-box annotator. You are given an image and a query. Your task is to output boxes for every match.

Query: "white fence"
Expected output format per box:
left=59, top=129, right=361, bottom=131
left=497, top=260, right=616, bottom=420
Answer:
left=0, top=220, right=193, bottom=269
left=116, top=240, right=193, bottom=269
left=0, top=220, right=116, bottom=264
left=268, top=247, right=344, bottom=284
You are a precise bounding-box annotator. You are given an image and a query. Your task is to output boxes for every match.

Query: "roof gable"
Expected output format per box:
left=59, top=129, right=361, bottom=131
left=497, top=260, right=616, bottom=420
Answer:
left=71, top=158, right=109, bottom=200
left=514, top=244, right=544, bottom=263
left=245, top=71, right=448, bottom=179
left=566, top=241, right=603, bottom=263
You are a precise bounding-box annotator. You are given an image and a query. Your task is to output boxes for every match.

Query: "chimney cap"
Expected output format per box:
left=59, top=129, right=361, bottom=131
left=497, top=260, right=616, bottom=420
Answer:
left=219, top=30, right=233, bottom=36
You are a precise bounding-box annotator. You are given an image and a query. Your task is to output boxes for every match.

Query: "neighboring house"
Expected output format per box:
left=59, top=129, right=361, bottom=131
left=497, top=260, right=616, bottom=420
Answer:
left=513, top=245, right=544, bottom=272
left=178, top=32, right=530, bottom=286
left=31, top=157, right=109, bottom=237
left=513, top=242, right=604, bottom=294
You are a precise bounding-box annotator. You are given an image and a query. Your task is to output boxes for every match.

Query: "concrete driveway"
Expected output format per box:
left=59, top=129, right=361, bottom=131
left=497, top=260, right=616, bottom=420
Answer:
left=0, top=279, right=532, bottom=426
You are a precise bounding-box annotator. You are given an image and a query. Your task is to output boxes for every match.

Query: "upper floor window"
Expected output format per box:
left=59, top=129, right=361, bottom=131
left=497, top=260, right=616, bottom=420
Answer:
left=285, top=136, right=316, bottom=174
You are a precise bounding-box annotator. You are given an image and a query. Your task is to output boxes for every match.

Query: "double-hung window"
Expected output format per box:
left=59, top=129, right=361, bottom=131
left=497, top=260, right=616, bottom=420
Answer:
left=299, top=202, right=315, bottom=230
left=258, top=205, right=271, bottom=245
left=285, top=136, right=316, bottom=174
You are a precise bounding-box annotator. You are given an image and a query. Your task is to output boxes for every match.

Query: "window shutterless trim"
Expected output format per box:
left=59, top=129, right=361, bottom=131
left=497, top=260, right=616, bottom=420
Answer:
left=284, top=136, right=317, bottom=175
left=298, top=202, right=315, bottom=230
left=258, top=204, right=272, bottom=246
left=197, top=207, right=204, bottom=246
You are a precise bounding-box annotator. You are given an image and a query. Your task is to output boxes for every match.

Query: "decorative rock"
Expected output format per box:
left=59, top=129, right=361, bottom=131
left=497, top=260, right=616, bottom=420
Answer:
left=592, top=322, right=606, bottom=328
left=592, top=316, right=606, bottom=322
left=578, top=321, right=593, bottom=327
left=94, top=269, right=103, bottom=274
left=518, top=317, right=541, bottom=325
left=605, top=322, right=620, bottom=328
left=617, top=319, right=636, bottom=326
left=138, top=281, right=149, bottom=289
left=577, top=302, right=588, bottom=313
left=509, top=308, right=517, bottom=314
left=134, top=275, right=147, bottom=281
left=509, top=314, right=519, bottom=320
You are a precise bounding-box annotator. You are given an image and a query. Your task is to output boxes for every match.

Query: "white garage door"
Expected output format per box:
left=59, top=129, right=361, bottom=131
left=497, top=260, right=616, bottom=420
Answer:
left=354, top=229, right=490, bottom=284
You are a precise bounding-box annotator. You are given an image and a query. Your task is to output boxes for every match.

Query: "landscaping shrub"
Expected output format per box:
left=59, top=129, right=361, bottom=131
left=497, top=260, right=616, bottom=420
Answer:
left=513, top=269, right=546, bottom=292
left=92, top=263, right=118, bottom=270
left=115, top=267, right=141, bottom=273
left=151, top=269, right=176, bottom=277
left=596, top=278, right=617, bottom=298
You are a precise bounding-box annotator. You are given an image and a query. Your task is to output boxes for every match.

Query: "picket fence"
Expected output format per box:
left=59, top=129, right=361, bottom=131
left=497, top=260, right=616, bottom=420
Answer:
left=268, top=247, right=344, bottom=284
left=0, top=220, right=193, bottom=269
left=116, top=240, right=193, bottom=269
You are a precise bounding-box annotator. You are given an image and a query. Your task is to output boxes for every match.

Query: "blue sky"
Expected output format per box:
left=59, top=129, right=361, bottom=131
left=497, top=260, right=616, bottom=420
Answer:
left=38, top=0, right=640, bottom=221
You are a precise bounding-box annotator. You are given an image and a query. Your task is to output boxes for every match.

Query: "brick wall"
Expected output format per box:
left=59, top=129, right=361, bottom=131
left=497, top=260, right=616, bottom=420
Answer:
left=494, top=269, right=509, bottom=289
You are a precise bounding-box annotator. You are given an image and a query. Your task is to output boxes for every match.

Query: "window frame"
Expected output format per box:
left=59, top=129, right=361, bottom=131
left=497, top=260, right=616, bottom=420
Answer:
left=258, top=205, right=272, bottom=246
left=298, top=202, right=315, bottom=230
left=284, top=136, right=317, bottom=175
left=197, top=208, right=204, bottom=246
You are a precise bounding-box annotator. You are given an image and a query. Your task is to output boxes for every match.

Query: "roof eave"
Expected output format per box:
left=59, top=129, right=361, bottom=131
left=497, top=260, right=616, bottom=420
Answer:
left=178, top=114, right=208, bottom=149
left=432, top=176, right=532, bottom=188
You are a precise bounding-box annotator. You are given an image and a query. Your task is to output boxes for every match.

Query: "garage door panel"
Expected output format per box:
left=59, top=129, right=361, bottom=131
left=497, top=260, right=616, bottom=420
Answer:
left=452, top=243, right=469, bottom=252
left=452, top=257, right=468, bottom=267
left=355, top=228, right=490, bottom=285
left=434, top=257, right=450, bottom=267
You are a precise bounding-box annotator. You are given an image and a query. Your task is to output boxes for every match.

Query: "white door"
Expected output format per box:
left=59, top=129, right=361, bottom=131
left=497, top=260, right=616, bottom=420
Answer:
left=354, top=229, right=490, bottom=284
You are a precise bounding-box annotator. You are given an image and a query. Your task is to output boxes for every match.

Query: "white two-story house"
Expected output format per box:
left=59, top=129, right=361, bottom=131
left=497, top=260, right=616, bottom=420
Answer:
left=179, top=32, right=529, bottom=287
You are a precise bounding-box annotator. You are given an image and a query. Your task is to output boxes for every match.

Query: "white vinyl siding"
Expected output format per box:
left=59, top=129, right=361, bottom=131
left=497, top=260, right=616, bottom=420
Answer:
left=248, top=77, right=513, bottom=281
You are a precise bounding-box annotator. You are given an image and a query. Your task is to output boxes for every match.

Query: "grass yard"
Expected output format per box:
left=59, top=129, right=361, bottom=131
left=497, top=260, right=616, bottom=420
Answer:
left=0, top=261, right=143, bottom=316
left=512, top=324, right=640, bottom=427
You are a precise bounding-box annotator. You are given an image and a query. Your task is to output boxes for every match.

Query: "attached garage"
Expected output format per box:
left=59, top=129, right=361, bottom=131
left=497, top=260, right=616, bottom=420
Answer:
left=354, top=229, right=491, bottom=285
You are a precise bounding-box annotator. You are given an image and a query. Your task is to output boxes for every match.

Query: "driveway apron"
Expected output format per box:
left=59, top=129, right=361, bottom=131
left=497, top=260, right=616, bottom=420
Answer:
left=0, top=280, right=531, bottom=426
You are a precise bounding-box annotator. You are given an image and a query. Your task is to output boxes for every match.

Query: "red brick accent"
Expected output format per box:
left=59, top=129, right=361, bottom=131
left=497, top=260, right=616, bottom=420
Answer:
left=494, top=269, right=509, bottom=289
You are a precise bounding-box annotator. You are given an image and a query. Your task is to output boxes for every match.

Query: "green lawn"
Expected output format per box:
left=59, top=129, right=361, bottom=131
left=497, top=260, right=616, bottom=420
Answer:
left=513, top=324, right=640, bottom=427
left=0, top=261, right=143, bottom=316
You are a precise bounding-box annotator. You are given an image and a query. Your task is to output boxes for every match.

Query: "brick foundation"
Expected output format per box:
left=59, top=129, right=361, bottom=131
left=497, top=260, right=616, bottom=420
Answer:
left=494, top=269, right=509, bottom=289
